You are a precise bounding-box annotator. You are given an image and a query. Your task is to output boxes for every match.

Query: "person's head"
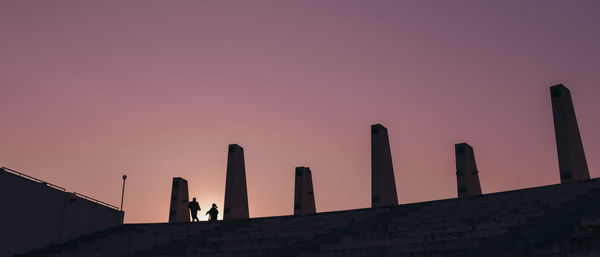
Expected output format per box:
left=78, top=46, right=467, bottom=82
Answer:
left=212, top=203, right=217, bottom=208
left=193, top=198, right=196, bottom=202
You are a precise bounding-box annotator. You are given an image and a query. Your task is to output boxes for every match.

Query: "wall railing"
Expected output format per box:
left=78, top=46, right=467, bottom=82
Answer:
left=1, top=166, right=120, bottom=210
left=73, top=192, right=119, bottom=210
left=2, top=166, right=66, bottom=191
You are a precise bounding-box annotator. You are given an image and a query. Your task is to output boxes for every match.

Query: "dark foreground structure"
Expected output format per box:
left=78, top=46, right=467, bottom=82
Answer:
left=17, top=178, right=600, bottom=257
left=0, top=167, right=123, bottom=257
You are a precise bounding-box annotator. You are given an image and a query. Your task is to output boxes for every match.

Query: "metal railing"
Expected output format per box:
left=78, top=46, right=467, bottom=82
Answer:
left=2, top=166, right=66, bottom=191
left=73, top=192, right=119, bottom=210
left=1, top=166, right=120, bottom=210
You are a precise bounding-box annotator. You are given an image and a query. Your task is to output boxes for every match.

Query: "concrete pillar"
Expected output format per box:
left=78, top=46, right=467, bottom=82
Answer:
left=371, top=124, right=398, bottom=207
left=224, top=144, right=249, bottom=220
left=550, top=84, right=590, bottom=183
left=455, top=143, right=482, bottom=198
left=168, top=177, right=189, bottom=223
left=294, top=167, right=316, bottom=215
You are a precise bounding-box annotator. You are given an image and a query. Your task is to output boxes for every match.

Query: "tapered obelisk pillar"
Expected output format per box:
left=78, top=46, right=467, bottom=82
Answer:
left=550, top=84, right=590, bottom=183
left=294, top=167, right=316, bottom=215
left=223, top=144, right=249, bottom=220
left=371, top=124, right=398, bottom=207
left=455, top=143, right=482, bottom=198
left=168, top=177, right=190, bottom=223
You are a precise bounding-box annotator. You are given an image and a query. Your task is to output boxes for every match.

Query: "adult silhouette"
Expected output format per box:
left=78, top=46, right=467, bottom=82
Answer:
left=188, top=198, right=201, bottom=222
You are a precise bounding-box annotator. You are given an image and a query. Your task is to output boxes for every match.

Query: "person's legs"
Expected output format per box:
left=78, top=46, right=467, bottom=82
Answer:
left=191, top=211, right=199, bottom=221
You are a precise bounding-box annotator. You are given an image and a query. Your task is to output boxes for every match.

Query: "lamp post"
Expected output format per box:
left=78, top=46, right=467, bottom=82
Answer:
left=120, top=174, right=127, bottom=211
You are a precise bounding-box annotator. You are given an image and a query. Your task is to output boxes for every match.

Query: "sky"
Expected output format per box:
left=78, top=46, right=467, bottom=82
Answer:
left=1, top=0, right=599, bottom=223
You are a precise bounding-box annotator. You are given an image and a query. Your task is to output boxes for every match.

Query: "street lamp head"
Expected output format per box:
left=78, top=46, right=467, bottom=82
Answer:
left=122, top=175, right=127, bottom=180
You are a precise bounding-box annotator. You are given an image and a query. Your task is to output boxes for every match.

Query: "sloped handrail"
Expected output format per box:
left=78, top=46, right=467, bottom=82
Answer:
left=73, top=192, right=119, bottom=210
left=1, top=166, right=119, bottom=210
left=2, top=166, right=66, bottom=191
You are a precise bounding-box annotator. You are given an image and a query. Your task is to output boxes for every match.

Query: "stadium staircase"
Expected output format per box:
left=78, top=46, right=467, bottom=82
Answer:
left=17, top=178, right=600, bottom=257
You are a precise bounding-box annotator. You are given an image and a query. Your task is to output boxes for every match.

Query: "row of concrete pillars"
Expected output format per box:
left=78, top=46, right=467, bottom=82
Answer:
left=169, top=84, right=591, bottom=222
left=168, top=147, right=316, bottom=222
left=456, top=84, right=590, bottom=197
left=373, top=84, right=591, bottom=204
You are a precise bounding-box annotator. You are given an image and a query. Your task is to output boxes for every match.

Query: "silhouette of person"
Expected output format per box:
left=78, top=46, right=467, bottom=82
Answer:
left=188, top=198, right=201, bottom=222
left=206, top=203, right=219, bottom=221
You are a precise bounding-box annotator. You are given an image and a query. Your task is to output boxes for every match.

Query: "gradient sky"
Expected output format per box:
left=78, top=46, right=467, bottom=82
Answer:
left=1, top=1, right=599, bottom=223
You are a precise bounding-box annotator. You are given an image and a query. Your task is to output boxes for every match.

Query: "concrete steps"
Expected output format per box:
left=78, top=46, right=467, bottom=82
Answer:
left=17, top=178, right=600, bottom=257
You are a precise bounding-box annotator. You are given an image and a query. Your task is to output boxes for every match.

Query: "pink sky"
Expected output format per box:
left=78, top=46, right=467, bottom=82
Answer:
left=1, top=1, right=599, bottom=223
